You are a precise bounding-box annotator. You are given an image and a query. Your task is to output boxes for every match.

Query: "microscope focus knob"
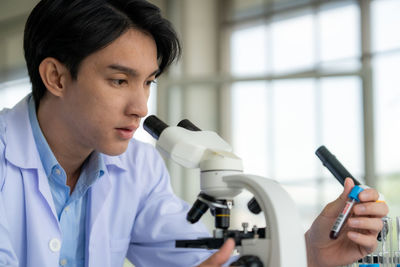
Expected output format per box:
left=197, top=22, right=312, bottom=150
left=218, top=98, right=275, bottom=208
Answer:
left=231, top=255, right=264, bottom=267
left=247, top=197, right=261, bottom=214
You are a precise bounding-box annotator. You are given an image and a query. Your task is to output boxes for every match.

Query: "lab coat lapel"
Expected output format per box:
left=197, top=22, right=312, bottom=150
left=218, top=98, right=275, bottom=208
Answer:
left=87, top=169, right=112, bottom=237
left=21, top=168, right=61, bottom=246
left=87, top=155, right=124, bottom=235
left=86, top=170, right=112, bottom=267
left=4, top=96, right=59, bottom=222
left=35, top=167, right=59, bottom=222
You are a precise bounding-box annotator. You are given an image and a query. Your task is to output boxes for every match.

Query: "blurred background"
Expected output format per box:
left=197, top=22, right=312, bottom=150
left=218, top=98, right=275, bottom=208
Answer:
left=0, top=0, right=399, bottom=246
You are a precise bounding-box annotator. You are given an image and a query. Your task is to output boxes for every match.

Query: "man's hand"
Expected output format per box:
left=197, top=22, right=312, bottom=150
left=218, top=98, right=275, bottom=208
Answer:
left=305, top=178, right=389, bottom=267
left=197, top=238, right=235, bottom=267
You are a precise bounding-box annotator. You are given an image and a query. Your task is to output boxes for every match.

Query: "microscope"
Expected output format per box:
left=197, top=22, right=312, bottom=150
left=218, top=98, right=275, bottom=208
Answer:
left=143, top=115, right=307, bottom=267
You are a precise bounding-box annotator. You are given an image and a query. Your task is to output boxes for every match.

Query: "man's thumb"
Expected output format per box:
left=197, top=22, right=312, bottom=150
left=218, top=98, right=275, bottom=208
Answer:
left=201, top=238, right=235, bottom=266
left=321, top=177, right=355, bottom=217
left=339, top=177, right=355, bottom=202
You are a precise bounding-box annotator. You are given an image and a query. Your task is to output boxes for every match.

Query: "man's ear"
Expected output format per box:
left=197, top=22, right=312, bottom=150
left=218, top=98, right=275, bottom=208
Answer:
left=38, top=57, right=71, bottom=97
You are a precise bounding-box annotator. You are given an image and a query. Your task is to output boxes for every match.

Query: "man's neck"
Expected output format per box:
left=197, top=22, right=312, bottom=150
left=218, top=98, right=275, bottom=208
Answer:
left=37, top=97, right=92, bottom=192
left=66, top=166, right=82, bottom=193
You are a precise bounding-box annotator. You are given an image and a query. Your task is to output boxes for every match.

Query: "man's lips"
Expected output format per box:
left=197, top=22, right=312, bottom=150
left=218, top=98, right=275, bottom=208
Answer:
left=116, top=126, right=137, bottom=131
left=115, top=126, right=138, bottom=139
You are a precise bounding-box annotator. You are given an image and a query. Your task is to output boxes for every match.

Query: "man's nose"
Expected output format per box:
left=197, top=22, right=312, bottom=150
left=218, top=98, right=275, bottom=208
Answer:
left=126, top=88, right=149, bottom=118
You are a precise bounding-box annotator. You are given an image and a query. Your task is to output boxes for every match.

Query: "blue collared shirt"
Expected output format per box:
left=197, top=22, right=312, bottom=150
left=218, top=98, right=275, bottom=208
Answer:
left=27, top=96, right=105, bottom=267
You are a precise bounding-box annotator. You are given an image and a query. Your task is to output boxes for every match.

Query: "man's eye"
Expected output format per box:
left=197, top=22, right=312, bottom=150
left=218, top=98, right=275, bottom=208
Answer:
left=146, top=80, right=157, bottom=86
left=112, top=79, right=127, bottom=86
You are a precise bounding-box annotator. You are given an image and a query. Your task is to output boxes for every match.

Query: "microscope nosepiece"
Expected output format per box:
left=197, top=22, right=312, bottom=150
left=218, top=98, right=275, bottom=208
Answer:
left=187, top=199, right=209, bottom=224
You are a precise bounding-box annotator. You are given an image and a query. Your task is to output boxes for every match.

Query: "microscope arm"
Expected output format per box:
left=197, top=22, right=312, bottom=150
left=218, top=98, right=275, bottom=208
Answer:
left=223, top=174, right=307, bottom=267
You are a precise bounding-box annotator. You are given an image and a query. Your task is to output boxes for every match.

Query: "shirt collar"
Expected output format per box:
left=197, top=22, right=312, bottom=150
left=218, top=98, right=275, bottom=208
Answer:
left=85, top=151, right=106, bottom=182
left=69, top=151, right=106, bottom=199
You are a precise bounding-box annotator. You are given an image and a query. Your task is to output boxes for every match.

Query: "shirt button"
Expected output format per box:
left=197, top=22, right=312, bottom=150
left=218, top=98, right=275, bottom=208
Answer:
left=55, top=169, right=61, bottom=175
left=64, top=206, right=70, bottom=212
left=49, top=238, right=61, bottom=252
left=60, top=259, right=67, bottom=266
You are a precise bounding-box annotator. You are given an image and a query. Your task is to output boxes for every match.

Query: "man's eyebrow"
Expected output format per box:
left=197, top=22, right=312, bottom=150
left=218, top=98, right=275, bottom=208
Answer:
left=149, top=69, right=161, bottom=78
left=107, top=64, right=159, bottom=78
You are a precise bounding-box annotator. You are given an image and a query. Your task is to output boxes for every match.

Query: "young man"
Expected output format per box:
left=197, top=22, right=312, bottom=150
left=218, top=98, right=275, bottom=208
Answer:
left=0, top=0, right=388, bottom=266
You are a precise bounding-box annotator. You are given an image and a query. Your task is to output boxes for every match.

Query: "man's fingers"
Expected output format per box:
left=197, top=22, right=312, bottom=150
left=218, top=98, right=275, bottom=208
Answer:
left=347, top=231, right=378, bottom=254
left=347, top=217, right=384, bottom=233
left=358, top=188, right=380, bottom=202
left=353, top=201, right=389, bottom=218
left=200, top=238, right=235, bottom=266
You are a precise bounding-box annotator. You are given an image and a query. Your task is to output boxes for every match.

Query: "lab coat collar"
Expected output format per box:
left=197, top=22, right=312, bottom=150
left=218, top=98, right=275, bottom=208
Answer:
left=4, top=95, right=42, bottom=170
left=4, top=95, right=60, bottom=223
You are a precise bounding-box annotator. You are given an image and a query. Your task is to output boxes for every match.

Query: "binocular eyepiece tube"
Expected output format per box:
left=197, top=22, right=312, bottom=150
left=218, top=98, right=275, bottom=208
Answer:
left=143, top=115, right=202, bottom=140
left=143, top=115, right=169, bottom=140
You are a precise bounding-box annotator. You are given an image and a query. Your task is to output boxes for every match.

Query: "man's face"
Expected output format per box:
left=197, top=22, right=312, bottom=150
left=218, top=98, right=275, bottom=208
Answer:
left=60, top=28, right=158, bottom=156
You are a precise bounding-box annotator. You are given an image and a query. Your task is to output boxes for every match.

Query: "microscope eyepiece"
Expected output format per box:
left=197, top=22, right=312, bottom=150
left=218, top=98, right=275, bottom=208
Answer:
left=143, top=115, right=169, bottom=140
left=177, top=119, right=201, bottom=131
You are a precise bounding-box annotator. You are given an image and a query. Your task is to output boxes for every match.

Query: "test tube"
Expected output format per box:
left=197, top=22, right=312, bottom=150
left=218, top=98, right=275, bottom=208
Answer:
left=330, top=185, right=364, bottom=239
left=395, top=216, right=400, bottom=267
left=359, top=254, right=379, bottom=267
left=378, top=217, right=392, bottom=267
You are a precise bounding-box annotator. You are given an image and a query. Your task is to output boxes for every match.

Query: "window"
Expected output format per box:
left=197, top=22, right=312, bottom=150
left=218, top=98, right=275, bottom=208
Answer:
left=226, top=0, right=390, bottom=229
left=271, top=13, right=315, bottom=73
left=232, top=81, right=269, bottom=176
left=231, top=25, right=269, bottom=76
left=0, top=78, right=31, bottom=110
left=371, top=0, right=400, bottom=216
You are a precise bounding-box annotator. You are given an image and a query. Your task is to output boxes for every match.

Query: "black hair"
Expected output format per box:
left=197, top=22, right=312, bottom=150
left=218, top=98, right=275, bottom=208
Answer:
left=24, top=0, right=181, bottom=106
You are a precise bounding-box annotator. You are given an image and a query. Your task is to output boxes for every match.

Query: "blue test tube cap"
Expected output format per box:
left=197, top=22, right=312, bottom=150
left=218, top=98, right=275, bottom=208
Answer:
left=348, top=185, right=364, bottom=202
left=359, top=264, right=380, bottom=267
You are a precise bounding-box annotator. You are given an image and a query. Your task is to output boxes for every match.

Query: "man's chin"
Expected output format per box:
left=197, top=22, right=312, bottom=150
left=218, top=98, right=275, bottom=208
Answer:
left=100, top=141, right=131, bottom=156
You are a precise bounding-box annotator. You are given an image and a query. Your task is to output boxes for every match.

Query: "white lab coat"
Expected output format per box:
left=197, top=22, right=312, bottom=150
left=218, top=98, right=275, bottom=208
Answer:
left=0, top=96, right=213, bottom=267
